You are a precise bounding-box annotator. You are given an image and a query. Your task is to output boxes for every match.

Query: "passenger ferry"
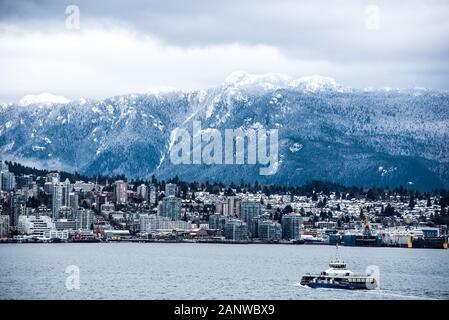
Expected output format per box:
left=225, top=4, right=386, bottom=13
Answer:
left=300, top=246, right=378, bottom=290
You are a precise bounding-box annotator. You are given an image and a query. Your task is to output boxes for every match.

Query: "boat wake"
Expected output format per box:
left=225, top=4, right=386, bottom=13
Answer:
left=294, top=282, right=312, bottom=289
left=363, top=289, right=436, bottom=300
left=293, top=284, right=436, bottom=300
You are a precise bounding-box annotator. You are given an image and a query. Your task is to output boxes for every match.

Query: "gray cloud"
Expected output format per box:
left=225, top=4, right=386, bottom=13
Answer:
left=0, top=0, right=448, bottom=101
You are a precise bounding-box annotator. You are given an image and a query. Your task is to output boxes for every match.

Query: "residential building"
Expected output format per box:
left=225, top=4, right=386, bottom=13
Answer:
left=160, top=197, right=182, bottom=221
left=209, top=213, right=227, bottom=230
left=258, top=220, right=282, bottom=241
left=18, top=215, right=55, bottom=238
left=282, top=214, right=303, bottom=240
left=69, top=192, right=79, bottom=211
left=52, top=183, right=63, bottom=219
left=165, top=183, right=177, bottom=197
left=137, top=184, right=148, bottom=201
left=75, top=209, right=94, bottom=231
left=55, top=219, right=77, bottom=231
left=240, top=200, right=261, bottom=224
left=114, top=180, right=128, bottom=204
left=1, top=171, right=15, bottom=191
left=224, top=219, right=248, bottom=241
left=0, top=215, right=10, bottom=238
left=149, top=184, right=157, bottom=205
left=10, top=194, right=25, bottom=229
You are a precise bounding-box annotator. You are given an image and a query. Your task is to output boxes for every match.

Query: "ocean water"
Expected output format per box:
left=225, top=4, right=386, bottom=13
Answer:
left=0, top=243, right=448, bottom=300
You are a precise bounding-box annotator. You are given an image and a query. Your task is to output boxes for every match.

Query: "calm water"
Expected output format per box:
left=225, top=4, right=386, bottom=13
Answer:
left=0, top=243, right=448, bottom=300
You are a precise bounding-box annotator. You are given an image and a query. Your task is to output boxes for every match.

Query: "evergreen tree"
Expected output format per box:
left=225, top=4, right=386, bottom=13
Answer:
left=408, top=194, right=416, bottom=209
left=384, top=203, right=395, bottom=216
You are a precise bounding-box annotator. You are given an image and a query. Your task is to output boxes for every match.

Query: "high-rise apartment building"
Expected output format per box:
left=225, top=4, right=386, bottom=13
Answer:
left=149, top=184, right=157, bottom=205
left=160, top=197, right=182, bottom=221
left=52, top=183, right=63, bottom=220
left=281, top=214, right=303, bottom=240
left=137, top=184, right=148, bottom=202
left=165, top=183, right=177, bottom=197
left=114, top=180, right=128, bottom=204
left=224, top=219, right=248, bottom=241
left=75, top=209, right=94, bottom=230
left=240, top=200, right=261, bottom=224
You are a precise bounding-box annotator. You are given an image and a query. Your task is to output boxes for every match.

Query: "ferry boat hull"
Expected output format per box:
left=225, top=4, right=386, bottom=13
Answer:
left=300, top=279, right=373, bottom=290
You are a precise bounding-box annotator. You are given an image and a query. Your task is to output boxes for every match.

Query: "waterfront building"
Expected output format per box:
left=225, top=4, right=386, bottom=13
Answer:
left=75, top=209, right=94, bottom=231
left=249, top=216, right=262, bottom=238
left=140, top=214, right=191, bottom=233
left=172, top=220, right=191, bottom=230
left=103, top=229, right=131, bottom=240
left=224, top=219, right=248, bottom=241
left=421, top=227, right=440, bottom=238
left=161, top=196, right=182, bottom=221
left=52, top=183, right=63, bottom=220
left=154, top=215, right=172, bottom=230
left=114, top=180, right=128, bottom=204
left=258, top=220, right=282, bottom=241
left=0, top=215, right=10, bottom=238
left=165, top=183, right=177, bottom=197
left=139, top=214, right=151, bottom=233
left=43, top=229, right=69, bottom=240
left=18, top=215, right=55, bottom=238
left=315, top=221, right=337, bottom=229
left=282, top=214, right=303, bottom=240
left=9, top=194, right=25, bottom=229
left=55, top=219, right=77, bottom=231
left=240, top=200, right=261, bottom=224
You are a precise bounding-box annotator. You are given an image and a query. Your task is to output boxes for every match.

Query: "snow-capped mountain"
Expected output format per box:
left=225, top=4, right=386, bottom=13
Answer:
left=18, top=93, right=71, bottom=107
left=222, top=71, right=345, bottom=92
left=1, top=72, right=448, bottom=190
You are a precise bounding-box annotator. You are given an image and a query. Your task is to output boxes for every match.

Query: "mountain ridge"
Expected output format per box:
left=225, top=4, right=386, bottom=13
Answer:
left=1, top=73, right=448, bottom=191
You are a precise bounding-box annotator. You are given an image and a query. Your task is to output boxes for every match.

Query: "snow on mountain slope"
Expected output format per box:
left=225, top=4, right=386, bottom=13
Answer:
left=18, top=93, right=71, bottom=106
left=1, top=73, right=448, bottom=190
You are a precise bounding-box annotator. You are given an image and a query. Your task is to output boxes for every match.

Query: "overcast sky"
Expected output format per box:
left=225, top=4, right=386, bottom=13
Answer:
left=0, top=0, right=448, bottom=102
